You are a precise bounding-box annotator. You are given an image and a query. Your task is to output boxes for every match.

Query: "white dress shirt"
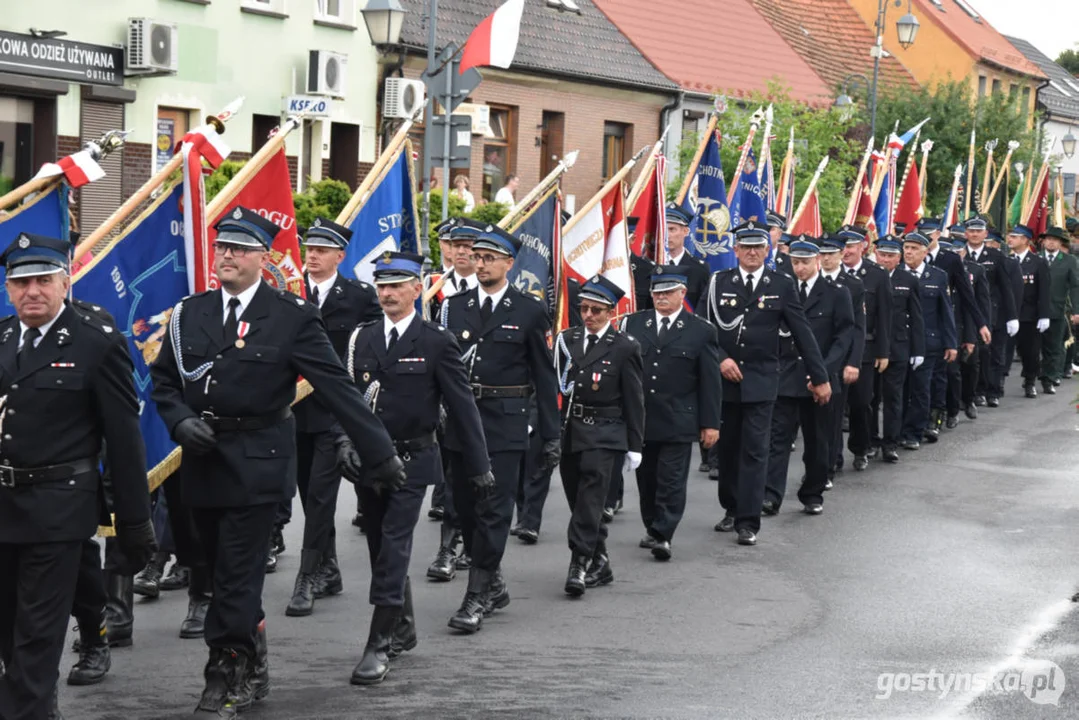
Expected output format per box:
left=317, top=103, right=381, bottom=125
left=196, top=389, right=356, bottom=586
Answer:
left=654, top=308, right=682, bottom=329
left=478, top=282, right=509, bottom=311
left=309, top=272, right=337, bottom=309
left=384, top=311, right=416, bottom=349
left=739, top=267, right=763, bottom=290
left=18, top=306, right=64, bottom=350
left=221, top=281, right=261, bottom=324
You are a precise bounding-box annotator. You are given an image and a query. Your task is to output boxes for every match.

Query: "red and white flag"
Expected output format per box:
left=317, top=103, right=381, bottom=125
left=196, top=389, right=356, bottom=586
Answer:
left=459, top=0, right=525, bottom=74
left=790, top=187, right=821, bottom=237
left=629, top=154, right=668, bottom=265
left=179, top=123, right=232, bottom=293
left=34, top=150, right=105, bottom=188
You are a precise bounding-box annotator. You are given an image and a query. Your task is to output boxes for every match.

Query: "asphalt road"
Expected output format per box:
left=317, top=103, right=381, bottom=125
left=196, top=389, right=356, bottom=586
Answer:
left=64, top=373, right=1079, bottom=720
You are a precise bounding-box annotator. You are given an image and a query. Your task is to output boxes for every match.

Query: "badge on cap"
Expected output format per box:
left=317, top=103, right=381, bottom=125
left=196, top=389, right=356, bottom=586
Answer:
left=17, top=236, right=29, bottom=249
left=382, top=251, right=392, bottom=264
left=232, top=207, right=243, bottom=220
left=313, top=218, right=322, bottom=228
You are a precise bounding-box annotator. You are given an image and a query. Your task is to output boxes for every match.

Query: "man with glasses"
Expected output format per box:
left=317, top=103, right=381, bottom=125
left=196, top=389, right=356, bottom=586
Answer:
left=151, top=207, right=405, bottom=714
left=438, top=225, right=560, bottom=633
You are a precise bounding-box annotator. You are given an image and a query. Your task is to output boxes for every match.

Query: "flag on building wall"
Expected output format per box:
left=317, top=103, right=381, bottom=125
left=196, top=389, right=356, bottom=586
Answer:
left=340, top=147, right=418, bottom=284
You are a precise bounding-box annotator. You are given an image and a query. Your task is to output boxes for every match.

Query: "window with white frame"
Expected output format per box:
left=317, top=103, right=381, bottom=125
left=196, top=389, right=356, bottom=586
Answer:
left=315, top=0, right=354, bottom=24
left=242, top=0, right=287, bottom=15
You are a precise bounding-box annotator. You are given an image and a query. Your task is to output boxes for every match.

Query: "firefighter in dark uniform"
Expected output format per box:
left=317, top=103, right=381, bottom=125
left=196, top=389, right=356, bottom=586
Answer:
left=555, top=276, right=644, bottom=594
left=1038, top=226, right=1079, bottom=391
left=703, top=222, right=831, bottom=546
left=763, top=237, right=853, bottom=515
left=150, top=207, right=404, bottom=714
left=622, top=266, right=721, bottom=559
left=439, top=224, right=560, bottom=634
left=954, top=238, right=993, bottom=417
left=0, top=233, right=155, bottom=720
left=818, top=235, right=865, bottom=480
left=767, top=212, right=790, bottom=276
left=899, top=231, right=957, bottom=449
left=284, top=218, right=381, bottom=616
left=627, top=216, right=656, bottom=312
left=664, top=204, right=710, bottom=310
left=839, top=227, right=892, bottom=471
left=1005, top=224, right=1052, bottom=398
left=337, top=251, right=490, bottom=684
left=966, top=218, right=1018, bottom=406
left=872, top=236, right=925, bottom=463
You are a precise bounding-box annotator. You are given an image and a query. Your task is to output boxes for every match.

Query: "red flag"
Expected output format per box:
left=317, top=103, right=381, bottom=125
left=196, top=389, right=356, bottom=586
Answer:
left=1025, top=170, right=1052, bottom=239
left=459, top=0, right=525, bottom=74
left=208, top=150, right=305, bottom=297
left=628, top=155, right=668, bottom=264
left=854, top=174, right=875, bottom=230
left=790, top=187, right=821, bottom=237
left=180, top=123, right=232, bottom=293
left=893, top=159, right=923, bottom=230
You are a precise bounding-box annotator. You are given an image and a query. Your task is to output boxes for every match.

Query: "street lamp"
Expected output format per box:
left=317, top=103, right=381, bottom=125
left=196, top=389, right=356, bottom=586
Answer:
left=361, top=0, right=406, bottom=48
left=1063, top=128, right=1077, bottom=159
left=835, top=73, right=871, bottom=122
left=868, top=0, right=919, bottom=141
left=895, top=11, right=919, bottom=49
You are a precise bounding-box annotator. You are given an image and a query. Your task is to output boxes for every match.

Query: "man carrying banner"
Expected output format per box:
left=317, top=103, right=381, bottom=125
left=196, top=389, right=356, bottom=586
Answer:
left=150, top=208, right=405, bottom=714
left=339, top=251, right=490, bottom=684
left=0, top=233, right=156, bottom=720
left=439, top=225, right=560, bottom=633
left=285, top=218, right=381, bottom=617
left=664, top=204, right=710, bottom=309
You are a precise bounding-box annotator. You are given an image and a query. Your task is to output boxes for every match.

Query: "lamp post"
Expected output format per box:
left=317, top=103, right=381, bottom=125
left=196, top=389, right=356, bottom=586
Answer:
left=867, top=0, right=919, bottom=140
left=835, top=73, right=871, bottom=122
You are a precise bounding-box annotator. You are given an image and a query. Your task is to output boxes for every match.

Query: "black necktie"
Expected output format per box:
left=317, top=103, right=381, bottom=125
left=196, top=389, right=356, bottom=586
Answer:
left=310, top=285, right=320, bottom=306
left=224, top=297, right=240, bottom=345
left=585, top=333, right=599, bottom=354
left=658, top=317, right=670, bottom=338
left=387, top=327, right=399, bottom=352
left=481, top=296, right=493, bottom=322
left=799, top=281, right=808, bottom=303
left=744, top=274, right=754, bottom=297
left=17, top=327, right=40, bottom=369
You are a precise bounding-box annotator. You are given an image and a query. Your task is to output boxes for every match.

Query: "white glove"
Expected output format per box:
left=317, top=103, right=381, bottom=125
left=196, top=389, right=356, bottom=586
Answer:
left=623, top=451, right=642, bottom=473
left=1006, top=319, right=1019, bottom=337
left=1037, top=318, right=1050, bottom=333
left=911, top=356, right=924, bottom=370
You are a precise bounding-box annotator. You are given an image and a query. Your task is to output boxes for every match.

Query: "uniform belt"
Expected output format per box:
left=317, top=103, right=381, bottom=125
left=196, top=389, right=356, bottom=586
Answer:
left=393, top=432, right=437, bottom=453
left=199, top=407, right=292, bottom=432
left=470, top=384, right=531, bottom=399
left=0, top=457, right=98, bottom=489
left=570, top=404, right=621, bottom=419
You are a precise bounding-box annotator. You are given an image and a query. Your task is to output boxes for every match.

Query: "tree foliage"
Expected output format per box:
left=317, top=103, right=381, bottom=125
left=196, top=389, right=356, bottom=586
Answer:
left=1057, top=48, right=1079, bottom=77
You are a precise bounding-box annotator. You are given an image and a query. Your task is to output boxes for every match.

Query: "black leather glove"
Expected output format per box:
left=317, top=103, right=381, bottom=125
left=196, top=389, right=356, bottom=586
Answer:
left=175, top=417, right=216, bottom=455
left=542, top=439, right=562, bottom=471
left=116, top=519, right=158, bottom=573
left=336, top=440, right=363, bottom=485
left=367, top=454, right=407, bottom=494
left=468, top=470, right=497, bottom=500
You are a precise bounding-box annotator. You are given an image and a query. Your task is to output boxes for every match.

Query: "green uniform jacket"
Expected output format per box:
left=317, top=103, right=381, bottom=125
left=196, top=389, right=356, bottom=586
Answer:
left=1041, top=250, right=1079, bottom=318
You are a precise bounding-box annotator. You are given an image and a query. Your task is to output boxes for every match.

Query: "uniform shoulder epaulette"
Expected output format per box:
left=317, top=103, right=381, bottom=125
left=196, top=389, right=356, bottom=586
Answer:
left=276, top=289, right=315, bottom=311
left=80, top=311, right=117, bottom=336
left=358, top=318, right=381, bottom=328
left=347, top=277, right=374, bottom=293
left=422, top=319, right=448, bottom=334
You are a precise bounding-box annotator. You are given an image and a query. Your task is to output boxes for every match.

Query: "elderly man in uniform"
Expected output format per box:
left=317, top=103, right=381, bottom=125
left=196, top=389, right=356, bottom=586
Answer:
left=966, top=218, right=1018, bottom=406
left=1005, top=225, right=1052, bottom=398
left=703, top=222, right=831, bottom=546
left=763, top=237, right=853, bottom=515
left=555, top=276, right=643, bottom=594
left=151, top=207, right=405, bottom=714
left=439, top=224, right=560, bottom=633
left=623, top=266, right=721, bottom=559
left=338, top=251, right=490, bottom=684
left=1038, top=227, right=1079, bottom=391
left=284, top=218, right=381, bottom=616
left=0, top=233, right=156, bottom=720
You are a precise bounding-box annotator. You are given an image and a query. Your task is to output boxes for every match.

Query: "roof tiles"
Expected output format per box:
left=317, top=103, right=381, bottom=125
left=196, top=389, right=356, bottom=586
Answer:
left=914, top=0, right=1045, bottom=79
left=1005, top=35, right=1079, bottom=121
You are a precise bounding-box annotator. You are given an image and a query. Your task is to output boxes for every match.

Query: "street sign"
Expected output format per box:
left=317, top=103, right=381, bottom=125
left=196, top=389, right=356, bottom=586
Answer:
left=420, top=42, right=482, bottom=115
left=430, top=113, right=473, bottom=169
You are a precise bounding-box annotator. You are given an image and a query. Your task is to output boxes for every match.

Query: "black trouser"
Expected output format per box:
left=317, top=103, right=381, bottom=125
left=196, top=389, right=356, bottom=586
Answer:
left=432, top=427, right=457, bottom=527
left=163, top=472, right=207, bottom=603
left=0, top=540, right=82, bottom=720
left=297, top=431, right=340, bottom=558
left=765, top=396, right=831, bottom=508
left=636, top=442, right=691, bottom=542
left=515, top=427, right=552, bottom=532
left=1040, top=317, right=1068, bottom=382
left=989, top=325, right=1010, bottom=397
left=560, top=449, right=618, bottom=557
left=1066, top=322, right=1079, bottom=370
left=944, top=357, right=961, bottom=415
left=1017, top=320, right=1042, bottom=383
left=448, top=450, right=521, bottom=573
left=71, top=539, right=107, bottom=627
left=848, top=360, right=876, bottom=455
left=605, top=452, right=625, bottom=509
left=191, top=502, right=278, bottom=657
left=152, top=488, right=176, bottom=555
left=831, top=380, right=851, bottom=470
left=359, top=483, right=426, bottom=607
left=960, top=345, right=981, bottom=406
left=880, top=354, right=908, bottom=449
left=718, top=401, right=773, bottom=533
left=902, top=353, right=936, bottom=443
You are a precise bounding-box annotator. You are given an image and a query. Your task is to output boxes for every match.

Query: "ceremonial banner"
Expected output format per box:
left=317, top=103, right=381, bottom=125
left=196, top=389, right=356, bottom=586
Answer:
left=1024, top=170, right=1051, bottom=238
left=873, top=163, right=893, bottom=236
left=509, top=190, right=560, bottom=315
left=341, top=148, right=418, bottom=284
left=728, top=149, right=768, bottom=227
left=560, top=181, right=628, bottom=331
left=854, top=174, right=875, bottom=229
left=72, top=183, right=186, bottom=484
left=893, top=159, right=924, bottom=230
left=34, top=149, right=104, bottom=188
left=680, top=130, right=735, bottom=272
left=179, top=122, right=231, bottom=293
left=0, top=184, right=69, bottom=315
left=629, top=153, right=668, bottom=265
left=208, top=150, right=304, bottom=296
left=790, top=187, right=821, bottom=237
left=601, top=186, right=633, bottom=320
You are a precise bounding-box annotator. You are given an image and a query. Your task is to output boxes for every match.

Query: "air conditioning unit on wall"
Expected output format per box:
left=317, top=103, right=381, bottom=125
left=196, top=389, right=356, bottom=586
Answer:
left=127, top=18, right=179, bottom=74
left=307, top=50, right=348, bottom=98
left=383, top=78, right=425, bottom=119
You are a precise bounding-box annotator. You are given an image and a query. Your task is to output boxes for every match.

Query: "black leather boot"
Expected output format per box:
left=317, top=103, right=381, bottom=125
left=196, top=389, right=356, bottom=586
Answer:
left=350, top=605, right=400, bottom=685
left=484, top=566, right=509, bottom=615
left=285, top=549, right=320, bottom=617
left=159, top=563, right=190, bottom=591
left=67, top=611, right=111, bottom=685
left=250, top=620, right=271, bottom=703
left=314, top=538, right=343, bottom=599
left=585, top=545, right=614, bottom=588
left=426, top=523, right=458, bottom=582
left=448, top=568, right=489, bottom=633
left=104, top=572, right=133, bottom=647
left=195, top=647, right=238, bottom=716
left=388, top=577, right=417, bottom=659
left=226, top=624, right=269, bottom=711
left=564, top=554, right=588, bottom=597
left=133, top=551, right=168, bottom=599
left=181, top=567, right=212, bottom=639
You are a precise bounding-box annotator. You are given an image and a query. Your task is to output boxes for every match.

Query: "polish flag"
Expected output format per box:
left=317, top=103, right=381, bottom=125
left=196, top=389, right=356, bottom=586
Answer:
left=34, top=150, right=105, bottom=188
left=459, top=0, right=525, bottom=74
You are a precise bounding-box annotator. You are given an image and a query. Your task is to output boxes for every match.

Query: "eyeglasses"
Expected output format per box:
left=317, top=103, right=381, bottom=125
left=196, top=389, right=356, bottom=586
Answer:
left=470, top=254, right=504, bottom=265
left=213, top=243, right=260, bottom=257
left=579, top=304, right=610, bottom=315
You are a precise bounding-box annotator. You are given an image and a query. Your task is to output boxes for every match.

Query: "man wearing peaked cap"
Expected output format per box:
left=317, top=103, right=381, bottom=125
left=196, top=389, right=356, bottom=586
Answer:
left=151, top=206, right=406, bottom=713
left=627, top=216, right=656, bottom=312
left=964, top=217, right=1018, bottom=407
left=663, top=202, right=710, bottom=312
left=621, top=266, right=721, bottom=560
left=0, top=233, right=156, bottom=720
left=1037, top=226, right=1079, bottom=389
left=282, top=217, right=382, bottom=617
left=338, top=250, right=489, bottom=684
left=701, top=221, right=831, bottom=546
left=553, top=275, right=643, bottom=595
left=952, top=238, right=993, bottom=417
left=1005, top=225, right=1051, bottom=398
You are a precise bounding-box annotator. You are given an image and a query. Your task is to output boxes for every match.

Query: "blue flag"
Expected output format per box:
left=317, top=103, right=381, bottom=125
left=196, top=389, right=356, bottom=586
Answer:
left=0, top=185, right=69, bottom=315
left=729, top=149, right=768, bottom=228
left=508, top=191, right=559, bottom=316
left=874, top=166, right=892, bottom=236
left=341, top=149, right=418, bottom=283
left=72, top=183, right=186, bottom=476
left=680, top=131, right=736, bottom=272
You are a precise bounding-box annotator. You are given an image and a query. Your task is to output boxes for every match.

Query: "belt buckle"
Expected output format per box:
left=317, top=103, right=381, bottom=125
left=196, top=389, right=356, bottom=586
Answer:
left=200, top=410, right=218, bottom=423
left=0, top=465, right=14, bottom=488
left=571, top=405, right=583, bottom=418
left=471, top=384, right=483, bottom=400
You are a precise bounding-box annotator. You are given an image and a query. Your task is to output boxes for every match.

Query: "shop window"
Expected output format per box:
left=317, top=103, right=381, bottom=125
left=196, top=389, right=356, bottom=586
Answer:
left=482, top=105, right=516, bottom=202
